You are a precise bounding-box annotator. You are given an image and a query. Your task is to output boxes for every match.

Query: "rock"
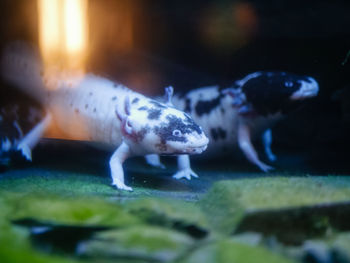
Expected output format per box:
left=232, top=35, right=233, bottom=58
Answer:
left=199, top=177, right=350, bottom=243
left=78, top=225, right=195, bottom=262
left=181, top=239, right=293, bottom=263
left=126, top=197, right=209, bottom=238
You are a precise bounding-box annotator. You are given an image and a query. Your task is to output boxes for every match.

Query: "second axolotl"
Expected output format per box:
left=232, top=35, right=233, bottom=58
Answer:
left=146, top=71, right=319, bottom=179
left=1, top=43, right=209, bottom=191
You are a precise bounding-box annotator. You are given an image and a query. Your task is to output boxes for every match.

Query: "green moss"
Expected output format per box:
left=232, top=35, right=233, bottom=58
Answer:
left=79, top=225, right=194, bottom=262
left=0, top=170, right=115, bottom=197
left=126, top=198, right=209, bottom=237
left=201, top=176, right=350, bottom=213
left=199, top=176, right=350, bottom=237
left=199, top=182, right=245, bottom=233
left=0, top=192, right=140, bottom=227
left=0, top=220, right=80, bottom=263
left=332, top=233, right=350, bottom=258
left=0, top=169, right=195, bottom=201
left=181, top=239, right=294, bottom=263
left=212, top=177, right=350, bottom=210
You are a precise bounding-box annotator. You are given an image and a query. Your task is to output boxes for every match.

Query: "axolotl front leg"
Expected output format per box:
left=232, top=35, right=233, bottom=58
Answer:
left=109, top=141, right=133, bottom=191
left=110, top=97, right=137, bottom=191
left=145, top=86, right=200, bottom=181
left=145, top=153, right=199, bottom=180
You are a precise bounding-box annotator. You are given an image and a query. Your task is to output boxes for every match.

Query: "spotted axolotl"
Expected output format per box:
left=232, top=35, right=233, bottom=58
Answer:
left=146, top=71, right=319, bottom=179
left=1, top=43, right=209, bottom=191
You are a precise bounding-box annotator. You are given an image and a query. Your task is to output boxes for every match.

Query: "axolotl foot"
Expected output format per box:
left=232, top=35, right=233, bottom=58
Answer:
left=112, top=181, right=133, bottom=192
left=256, top=161, right=274, bottom=172
left=172, top=168, right=199, bottom=180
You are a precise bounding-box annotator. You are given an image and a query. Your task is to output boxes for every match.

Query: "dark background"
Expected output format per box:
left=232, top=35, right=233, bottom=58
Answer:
left=0, top=0, right=350, bottom=173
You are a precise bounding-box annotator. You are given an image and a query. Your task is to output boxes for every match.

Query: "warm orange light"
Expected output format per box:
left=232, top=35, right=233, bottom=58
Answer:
left=38, top=0, right=88, bottom=73
left=63, top=0, right=88, bottom=70
left=38, top=0, right=62, bottom=66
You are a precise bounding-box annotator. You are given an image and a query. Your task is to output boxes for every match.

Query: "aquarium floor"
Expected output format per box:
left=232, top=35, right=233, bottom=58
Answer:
left=1, top=140, right=350, bottom=263
left=0, top=139, right=348, bottom=200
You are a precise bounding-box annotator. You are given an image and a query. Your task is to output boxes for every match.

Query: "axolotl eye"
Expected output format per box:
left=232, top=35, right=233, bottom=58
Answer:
left=172, top=129, right=182, bottom=137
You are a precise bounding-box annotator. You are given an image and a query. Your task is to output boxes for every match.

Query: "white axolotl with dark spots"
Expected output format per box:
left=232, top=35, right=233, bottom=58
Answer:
left=146, top=71, right=319, bottom=179
left=1, top=43, right=208, bottom=191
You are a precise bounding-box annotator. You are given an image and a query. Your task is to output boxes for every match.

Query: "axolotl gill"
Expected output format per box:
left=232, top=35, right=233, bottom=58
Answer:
left=0, top=43, right=209, bottom=191
left=146, top=71, right=319, bottom=179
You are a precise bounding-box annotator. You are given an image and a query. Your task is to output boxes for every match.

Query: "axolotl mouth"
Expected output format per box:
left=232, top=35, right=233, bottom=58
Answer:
left=161, top=136, right=209, bottom=156
left=162, top=144, right=208, bottom=156
left=182, top=143, right=208, bottom=154
left=290, top=77, right=319, bottom=100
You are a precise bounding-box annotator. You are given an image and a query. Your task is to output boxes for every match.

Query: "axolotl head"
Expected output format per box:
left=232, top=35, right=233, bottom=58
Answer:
left=116, top=95, right=209, bottom=156
left=224, top=71, right=319, bottom=116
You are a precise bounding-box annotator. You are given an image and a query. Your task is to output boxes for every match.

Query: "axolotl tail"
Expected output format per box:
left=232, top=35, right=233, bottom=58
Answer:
left=1, top=42, right=47, bottom=103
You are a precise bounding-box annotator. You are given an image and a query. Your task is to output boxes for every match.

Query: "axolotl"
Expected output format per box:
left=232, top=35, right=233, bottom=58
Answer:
left=146, top=72, right=319, bottom=179
left=1, top=44, right=208, bottom=191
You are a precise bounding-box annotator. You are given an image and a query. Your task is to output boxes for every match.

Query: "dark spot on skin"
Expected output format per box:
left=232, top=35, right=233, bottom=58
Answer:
left=147, top=108, right=162, bottom=120
left=89, top=92, right=93, bottom=96
left=70, top=103, right=73, bottom=107
left=85, top=104, right=88, bottom=109
left=195, top=94, right=223, bottom=117
left=184, top=114, right=202, bottom=135
left=134, top=126, right=150, bottom=143
left=211, top=129, right=218, bottom=141
left=221, top=107, right=225, bottom=114
left=210, top=127, right=227, bottom=141
left=184, top=98, right=192, bottom=113
left=132, top=98, right=140, bottom=104
left=150, top=100, right=167, bottom=109
left=93, top=108, right=97, bottom=113
left=153, top=114, right=202, bottom=144
left=138, top=106, right=148, bottom=111
left=111, top=96, right=117, bottom=101
left=75, top=108, right=79, bottom=114
left=113, top=83, right=118, bottom=88
left=124, top=124, right=150, bottom=143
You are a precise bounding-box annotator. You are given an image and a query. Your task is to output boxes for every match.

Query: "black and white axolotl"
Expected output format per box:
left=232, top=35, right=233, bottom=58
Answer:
left=146, top=71, right=319, bottom=179
left=0, top=43, right=208, bottom=191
